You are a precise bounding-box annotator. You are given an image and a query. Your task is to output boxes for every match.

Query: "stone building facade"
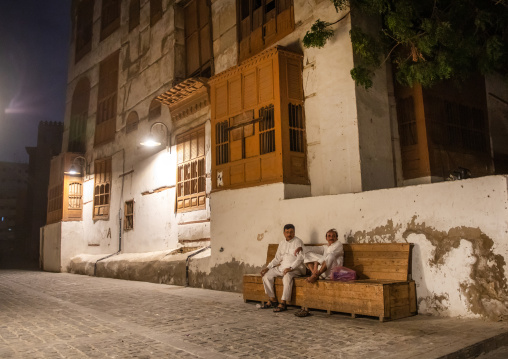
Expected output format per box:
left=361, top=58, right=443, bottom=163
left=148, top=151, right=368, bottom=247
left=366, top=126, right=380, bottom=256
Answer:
left=40, top=0, right=508, bottom=320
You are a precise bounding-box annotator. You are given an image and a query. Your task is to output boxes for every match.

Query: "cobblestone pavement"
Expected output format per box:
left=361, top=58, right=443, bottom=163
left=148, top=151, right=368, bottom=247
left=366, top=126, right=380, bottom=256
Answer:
left=1, top=270, right=507, bottom=359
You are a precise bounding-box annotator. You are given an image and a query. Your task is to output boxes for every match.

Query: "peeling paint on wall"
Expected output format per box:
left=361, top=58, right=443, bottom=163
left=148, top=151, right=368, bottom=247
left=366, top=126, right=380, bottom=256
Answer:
left=403, top=216, right=508, bottom=321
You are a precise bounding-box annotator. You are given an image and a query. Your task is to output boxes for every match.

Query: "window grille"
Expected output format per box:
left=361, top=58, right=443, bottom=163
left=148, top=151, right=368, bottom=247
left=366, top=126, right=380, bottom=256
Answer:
left=215, top=121, right=229, bottom=165
left=427, top=96, right=488, bottom=152
left=93, top=158, right=112, bottom=219
left=176, top=126, right=206, bottom=212
left=288, top=103, right=304, bottom=152
left=259, top=105, right=275, bottom=154
left=68, top=183, right=83, bottom=209
left=47, top=183, right=63, bottom=220
left=238, top=0, right=295, bottom=61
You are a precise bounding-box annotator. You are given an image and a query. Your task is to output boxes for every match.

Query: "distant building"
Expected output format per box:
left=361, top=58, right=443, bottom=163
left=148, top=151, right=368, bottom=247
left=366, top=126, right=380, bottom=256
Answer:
left=0, top=162, right=28, bottom=266
left=25, top=121, right=63, bottom=263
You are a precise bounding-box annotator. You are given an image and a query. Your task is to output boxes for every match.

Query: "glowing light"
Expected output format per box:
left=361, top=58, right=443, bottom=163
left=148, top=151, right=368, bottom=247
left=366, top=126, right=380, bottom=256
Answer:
left=140, top=137, right=162, bottom=147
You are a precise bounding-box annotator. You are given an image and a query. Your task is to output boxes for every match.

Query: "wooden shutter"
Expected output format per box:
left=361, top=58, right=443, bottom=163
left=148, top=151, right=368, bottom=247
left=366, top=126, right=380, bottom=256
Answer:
left=69, top=78, right=90, bottom=153
left=95, top=51, right=119, bottom=146
left=75, top=0, right=93, bottom=62
left=150, top=0, right=163, bottom=26
left=100, top=0, right=121, bottom=40
left=93, top=158, right=112, bottom=219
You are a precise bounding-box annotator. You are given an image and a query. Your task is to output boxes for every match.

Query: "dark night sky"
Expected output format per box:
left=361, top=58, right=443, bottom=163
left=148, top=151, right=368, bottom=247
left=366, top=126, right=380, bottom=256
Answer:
left=0, top=1, right=71, bottom=163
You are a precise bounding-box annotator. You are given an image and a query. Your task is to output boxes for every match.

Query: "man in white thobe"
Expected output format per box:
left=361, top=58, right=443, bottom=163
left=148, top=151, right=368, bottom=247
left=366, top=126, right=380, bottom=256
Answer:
left=298, top=228, right=343, bottom=283
left=260, top=224, right=305, bottom=312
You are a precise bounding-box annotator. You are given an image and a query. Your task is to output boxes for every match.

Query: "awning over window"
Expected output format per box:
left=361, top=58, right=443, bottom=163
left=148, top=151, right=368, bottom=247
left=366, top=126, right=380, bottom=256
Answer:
left=156, top=78, right=209, bottom=122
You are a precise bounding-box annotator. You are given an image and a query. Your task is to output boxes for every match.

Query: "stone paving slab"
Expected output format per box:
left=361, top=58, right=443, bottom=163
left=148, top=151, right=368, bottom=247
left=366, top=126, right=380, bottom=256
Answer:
left=0, top=270, right=507, bottom=358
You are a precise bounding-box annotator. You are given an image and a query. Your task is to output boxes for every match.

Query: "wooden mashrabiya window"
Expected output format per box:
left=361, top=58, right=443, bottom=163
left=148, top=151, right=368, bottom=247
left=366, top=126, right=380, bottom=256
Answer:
left=209, top=46, right=307, bottom=191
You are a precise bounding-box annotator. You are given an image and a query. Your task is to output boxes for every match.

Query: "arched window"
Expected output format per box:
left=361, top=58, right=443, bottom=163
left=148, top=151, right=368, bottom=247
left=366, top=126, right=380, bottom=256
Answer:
left=75, top=0, right=94, bottom=62
left=126, top=111, right=139, bottom=133
left=149, top=99, right=161, bottom=121
left=129, top=0, right=140, bottom=32
left=69, top=78, right=90, bottom=153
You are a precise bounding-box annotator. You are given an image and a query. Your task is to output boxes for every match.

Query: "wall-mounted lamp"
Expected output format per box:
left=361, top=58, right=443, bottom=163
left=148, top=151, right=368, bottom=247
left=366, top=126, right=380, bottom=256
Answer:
left=64, top=155, right=88, bottom=176
left=140, top=121, right=171, bottom=153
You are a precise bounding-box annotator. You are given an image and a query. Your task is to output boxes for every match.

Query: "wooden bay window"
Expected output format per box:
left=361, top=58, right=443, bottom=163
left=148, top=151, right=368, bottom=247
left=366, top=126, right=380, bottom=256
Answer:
left=238, top=0, right=294, bottom=61
left=209, top=46, right=307, bottom=191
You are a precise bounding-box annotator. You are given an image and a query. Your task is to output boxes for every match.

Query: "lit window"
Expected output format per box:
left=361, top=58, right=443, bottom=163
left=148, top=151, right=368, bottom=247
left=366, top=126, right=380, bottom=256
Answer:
left=176, top=126, right=206, bottom=212
left=93, top=158, right=112, bottom=219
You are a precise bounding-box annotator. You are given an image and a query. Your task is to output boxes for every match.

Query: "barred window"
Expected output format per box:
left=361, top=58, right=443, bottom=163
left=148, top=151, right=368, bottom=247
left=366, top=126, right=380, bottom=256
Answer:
left=68, top=182, right=83, bottom=209
left=176, top=126, right=206, bottom=212
left=215, top=121, right=229, bottom=165
left=93, top=158, right=112, bottom=219
left=259, top=105, right=275, bottom=154
left=288, top=103, right=304, bottom=152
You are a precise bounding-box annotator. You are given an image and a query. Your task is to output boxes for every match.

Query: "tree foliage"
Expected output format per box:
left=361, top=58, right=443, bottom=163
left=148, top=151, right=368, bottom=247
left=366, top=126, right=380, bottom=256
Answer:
left=303, top=0, right=508, bottom=88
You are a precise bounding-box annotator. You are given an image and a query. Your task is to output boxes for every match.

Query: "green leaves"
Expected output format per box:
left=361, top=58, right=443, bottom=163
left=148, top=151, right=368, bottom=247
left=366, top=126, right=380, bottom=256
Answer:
left=303, top=0, right=508, bottom=88
left=303, top=20, right=335, bottom=48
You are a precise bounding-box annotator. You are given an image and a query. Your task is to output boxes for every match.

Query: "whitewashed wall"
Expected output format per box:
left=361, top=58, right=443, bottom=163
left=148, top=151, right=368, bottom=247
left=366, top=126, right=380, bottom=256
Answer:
left=209, top=176, right=508, bottom=319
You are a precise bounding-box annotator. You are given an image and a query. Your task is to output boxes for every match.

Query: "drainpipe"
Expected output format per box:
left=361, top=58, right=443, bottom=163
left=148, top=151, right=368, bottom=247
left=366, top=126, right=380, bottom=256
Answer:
left=185, top=246, right=210, bottom=287
left=94, top=210, right=122, bottom=276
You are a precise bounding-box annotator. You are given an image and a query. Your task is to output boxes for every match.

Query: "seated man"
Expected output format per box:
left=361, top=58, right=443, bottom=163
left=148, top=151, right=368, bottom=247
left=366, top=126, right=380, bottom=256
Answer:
left=298, top=228, right=343, bottom=283
left=260, top=224, right=305, bottom=312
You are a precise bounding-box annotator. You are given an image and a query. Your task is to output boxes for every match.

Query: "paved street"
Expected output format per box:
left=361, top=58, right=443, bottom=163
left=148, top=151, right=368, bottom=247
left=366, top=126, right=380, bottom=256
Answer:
left=1, top=270, right=507, bottom=359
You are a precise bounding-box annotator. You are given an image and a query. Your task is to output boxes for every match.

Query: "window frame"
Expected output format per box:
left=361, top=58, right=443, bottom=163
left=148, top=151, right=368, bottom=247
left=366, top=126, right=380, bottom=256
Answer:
left=124, top=200, right=134, bottom=230
left=129, top=0, right=140, bottom=32
left=93, top=158, right=112, bottom=220
left=176, top=125, right=206, bottom=213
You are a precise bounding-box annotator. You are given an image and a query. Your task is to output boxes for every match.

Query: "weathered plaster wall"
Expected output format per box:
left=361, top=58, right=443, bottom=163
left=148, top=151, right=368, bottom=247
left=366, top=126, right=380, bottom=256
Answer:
left=209, top=176, right=508, bottom=319
left=57, top=0, right=211, bottom=259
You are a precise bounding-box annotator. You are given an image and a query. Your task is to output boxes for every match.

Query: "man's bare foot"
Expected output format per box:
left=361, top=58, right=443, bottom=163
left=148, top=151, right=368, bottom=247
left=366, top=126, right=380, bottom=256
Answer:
left=307, top=273, right=319, bottom=283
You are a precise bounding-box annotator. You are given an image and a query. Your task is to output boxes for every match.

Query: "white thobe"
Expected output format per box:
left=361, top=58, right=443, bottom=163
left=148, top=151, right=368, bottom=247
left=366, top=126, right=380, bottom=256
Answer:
left=303, top=240, right=344, bottom=279
left=262, top=236, right=305, bottom=301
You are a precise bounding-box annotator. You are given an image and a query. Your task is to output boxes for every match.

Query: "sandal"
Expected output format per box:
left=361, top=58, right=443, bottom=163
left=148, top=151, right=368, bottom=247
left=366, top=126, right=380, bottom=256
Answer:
left=260, top=300, right=278, bottom=309
left=273, top=304, right=287, bottom=312
left=294, top=309, right=311, bottom=317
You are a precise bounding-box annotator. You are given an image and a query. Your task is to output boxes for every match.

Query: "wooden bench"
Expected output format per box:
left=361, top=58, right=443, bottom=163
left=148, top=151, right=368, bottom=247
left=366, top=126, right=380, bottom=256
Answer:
left=243, top=243, right=417, bottom=322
